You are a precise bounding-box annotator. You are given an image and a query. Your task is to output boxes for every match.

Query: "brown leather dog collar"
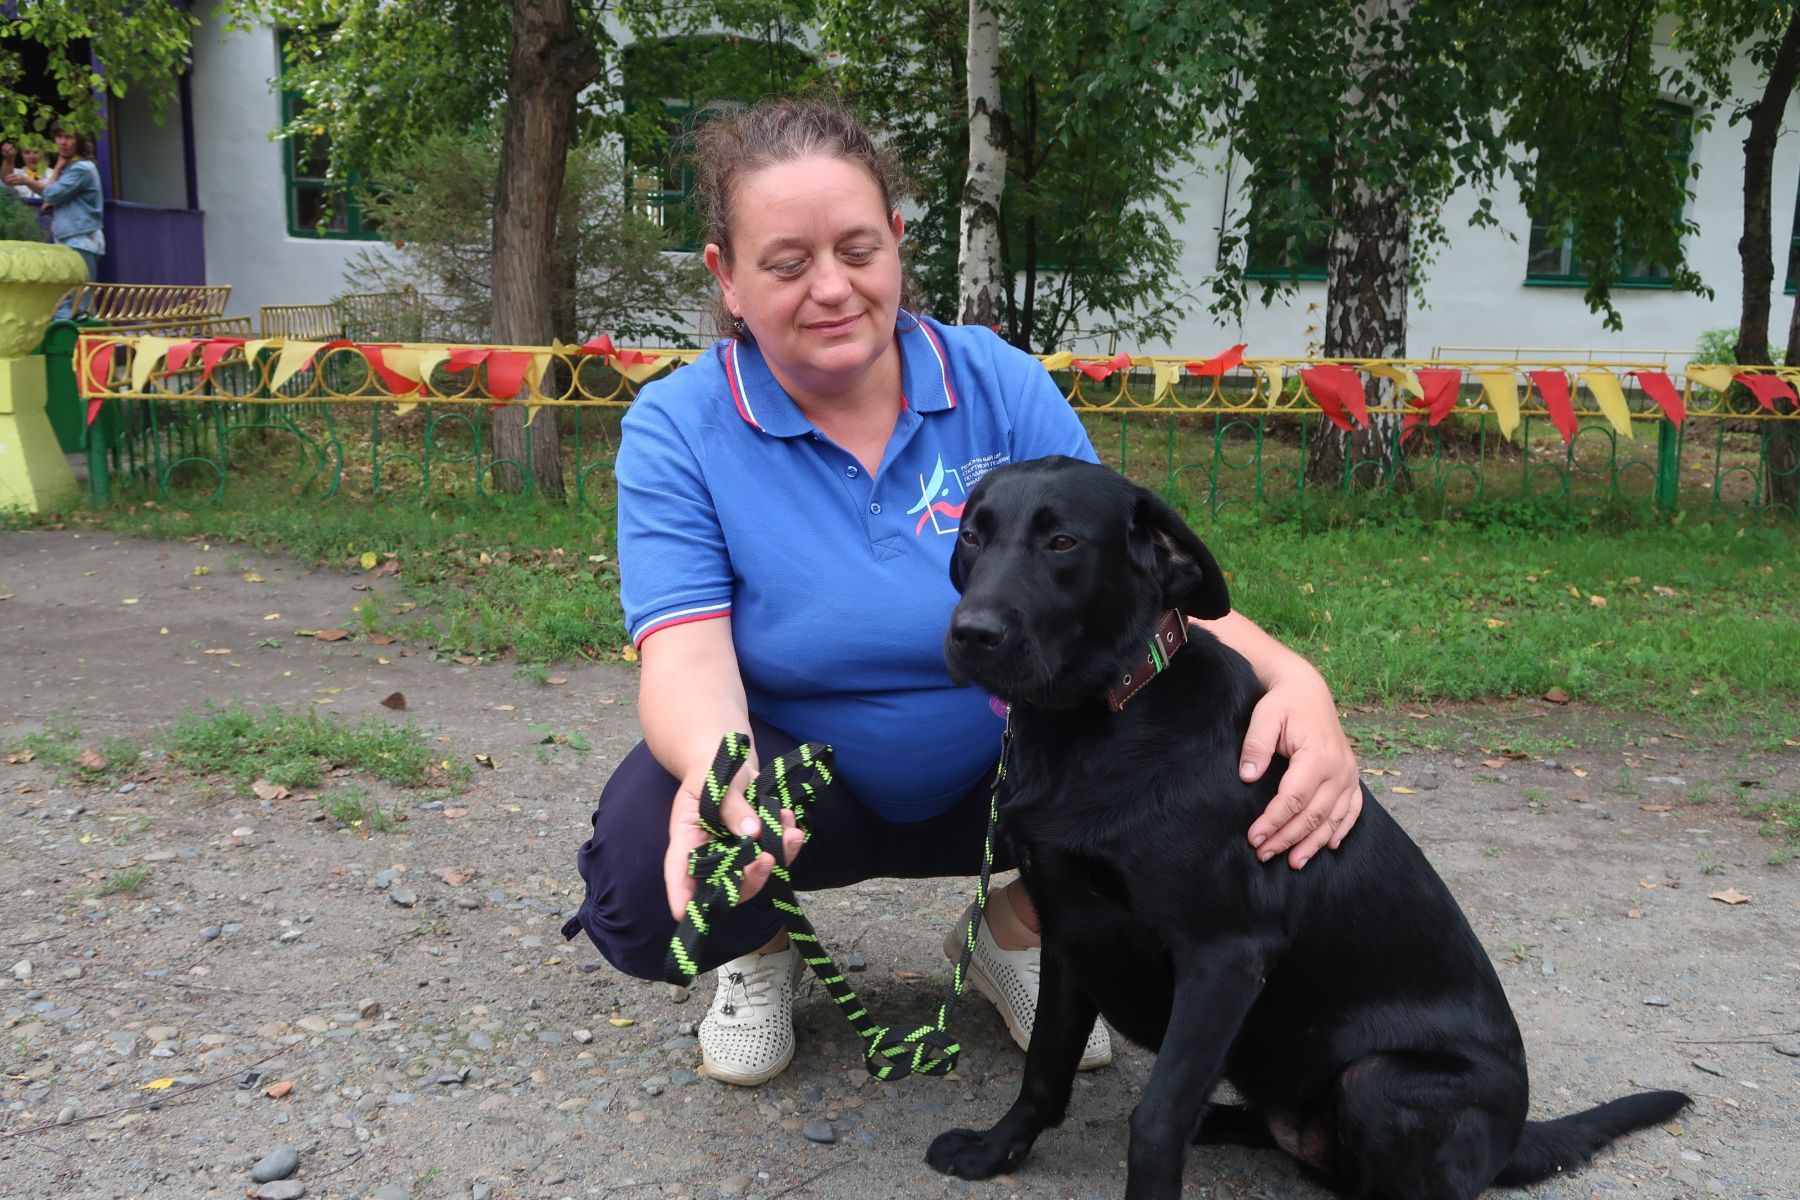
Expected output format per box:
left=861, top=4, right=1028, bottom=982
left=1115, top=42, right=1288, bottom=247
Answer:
left=1105, top=609, right=1188, bottom=712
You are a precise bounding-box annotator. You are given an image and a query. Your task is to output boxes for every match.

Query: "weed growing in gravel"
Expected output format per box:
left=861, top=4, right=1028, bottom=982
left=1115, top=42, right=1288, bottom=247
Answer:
left=320, top=785, right=399, bottom=833
left=165, top=705, right=465, bottom=791
left=97, top=868, right=148, bottom=895
left=1740, top=792, right=1800, bottom=864
left=10, top=718, right=143, bottom=785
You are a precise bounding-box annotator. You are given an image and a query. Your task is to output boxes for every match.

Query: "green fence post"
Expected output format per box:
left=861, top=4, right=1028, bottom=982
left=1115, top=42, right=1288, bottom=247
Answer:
left=1654, top=418, right=1680, bottom=513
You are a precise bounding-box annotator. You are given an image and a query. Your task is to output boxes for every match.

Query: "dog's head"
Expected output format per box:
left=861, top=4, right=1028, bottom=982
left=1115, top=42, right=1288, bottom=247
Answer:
left=944, top=456, right=1229, bottom=707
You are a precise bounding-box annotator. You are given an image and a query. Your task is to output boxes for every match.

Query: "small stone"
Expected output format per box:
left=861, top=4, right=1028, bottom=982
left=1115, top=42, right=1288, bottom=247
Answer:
left=249, top=1145, right=300, bottom=1183
left=642, top=1076, right=666, bottom=1097
left=1690, top=1058, right=1726, bottom=1077
left=254, top=1183, right=307, bottom=1200
left=201, top=926, right=222, bottom=941
left=358, top=999, right=380, bottom=1019
left=802, top=1120, right=837, bottom=1144
left=116, top=782, right=137, bottom=794
left=467, top=1032, right=494, bottom=1052
left=279, top=930, right=303, bottom=944
left=56, top=1106, right=75, bottom=1125
left=1540, top=962, right=1555, bottom=977
left=1772, top=1041, right=1800, bottom=1058
left=572, top=1029, right=592, bottom=1044
left=844, top=954, right=867, bottom=972
left=1594, top=809, right=1613, bottom=821
left=235, top=1069, right=263, bottom=1089
left=232, top=826, right=254, bottom=837
left=667, top=984, right=690, bottom=1003
left=388, top=889, right=417, bottom=908
left=1642, top=996, right=1672, bottom=1007
left=296, top=1015, right=331, bottom=1034
left=718, top=1176, right=752, bottom=1196
left=455, top=897, right=480, bottom=910
left=368, top=1187, right=411, bottom=1200
left=11, top=960, right=29, bottom=981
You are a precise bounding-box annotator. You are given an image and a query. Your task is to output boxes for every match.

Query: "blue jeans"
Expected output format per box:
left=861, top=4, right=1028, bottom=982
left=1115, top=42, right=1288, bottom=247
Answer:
left=52, top=248, right=97, bottom=321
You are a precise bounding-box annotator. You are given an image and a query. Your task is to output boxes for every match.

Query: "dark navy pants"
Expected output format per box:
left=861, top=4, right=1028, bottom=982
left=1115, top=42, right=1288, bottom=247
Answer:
left=566, top=716, right=1011, bottom=981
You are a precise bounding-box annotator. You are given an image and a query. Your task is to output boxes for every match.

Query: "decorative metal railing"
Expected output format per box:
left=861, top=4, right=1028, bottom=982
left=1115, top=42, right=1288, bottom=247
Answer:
left=68, top=333, right=1800, bottom=515
left=64, top=282, right=232, bottom=326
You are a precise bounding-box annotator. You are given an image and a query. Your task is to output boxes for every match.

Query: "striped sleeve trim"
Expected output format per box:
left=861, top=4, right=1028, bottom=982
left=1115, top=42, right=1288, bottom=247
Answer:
left=631, top=603, right=732, bottom=647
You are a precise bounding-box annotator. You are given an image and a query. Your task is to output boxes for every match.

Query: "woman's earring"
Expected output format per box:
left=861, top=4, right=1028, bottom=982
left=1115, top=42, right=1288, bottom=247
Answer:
left=731, top=315, right=746, bottom=338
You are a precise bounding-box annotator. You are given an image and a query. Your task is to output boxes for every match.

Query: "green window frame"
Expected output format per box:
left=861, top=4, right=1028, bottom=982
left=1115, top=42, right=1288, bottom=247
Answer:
left=1524, top=103, right=1691, bottom=290
left=1785, top=172, right=1800, bottom=295
left=276, top=31, right=380, bottom=241
left=1243, top=168, right=1329, bottom=283
left=623, top=99, right=701, bottom=254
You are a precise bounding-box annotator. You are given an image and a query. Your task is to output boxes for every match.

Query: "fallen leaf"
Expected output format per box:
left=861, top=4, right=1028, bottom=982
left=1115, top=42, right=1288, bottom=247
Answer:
left=141, top=1077, right=177, bottom=1091
left=121, top=597, right=138, bottom=605
left=442, top=807, right=469, bottom=819
left=546, top=676, right=569, bottom=686
left=1571, top=767, right=1589, bottom=778
left=191, top=565, right=209, bottom=577
left=380, top=692, right=407, bottom=711
left=493, top=704, right=515, bottom=712
left=473, top=753, right=497, bottom=769
left=315, top=629, right=351, bottom=642
left=375, top=657, right=392, bottom=665
left=1542, top=688, right=1570, bottom=704
left=1360, top=767, right=1399, bottom=777
left=1626, top=908, right=1643, bottom=918
left=620, top=645, right=638, bottom=663
left=369, top=634, right=396, bottom=646
left=264, top=1080, right=294, bottom=1099
left=293, top=629, right=318, bottom=638
left=438, top=867, right=476, bottom=887
left=1708, top=889, right=1750, bottom=905
left=1588, top=594, right=1607, bottom=608
left=1639, top=804, right=1672, bottom=813
left=607, top=1017, right=635, bottom=1027
left=1480, top=758, right=1505, bottom=769
left=1639, top=881, right=1659, bottom=889
left=359, top=551, right=378, bottom=570
left=243, top=571, right=266, bottom=583
left=74, top=748, right=107, bottom=771
left=1390, top=786, right=1417, bottom=795
left=894, top=970, right=925, bottom=982
left=1483, top=617, right=1507, bottom=629
left=6, top=749, right=34, bottom=764
left=251, top=779, right=291, bottom=802
left=452, top=655, right=479, bottom=666
left=1652, top=584, right=1678, bottom=596
left=203, top=647, right=231, bottom=655
left=263, top=613, right=281, bottom=621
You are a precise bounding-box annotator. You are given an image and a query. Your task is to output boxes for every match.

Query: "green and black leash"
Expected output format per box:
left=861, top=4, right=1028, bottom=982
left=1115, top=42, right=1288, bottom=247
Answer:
left=660, top=725, right=1008, bottom=1080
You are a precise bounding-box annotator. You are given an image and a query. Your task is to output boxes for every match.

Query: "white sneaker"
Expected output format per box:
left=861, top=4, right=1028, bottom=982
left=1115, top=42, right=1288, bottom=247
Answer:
left=699, top=944, right=805, bottom=1086
left=943, top=903, right=1113, bottom=1070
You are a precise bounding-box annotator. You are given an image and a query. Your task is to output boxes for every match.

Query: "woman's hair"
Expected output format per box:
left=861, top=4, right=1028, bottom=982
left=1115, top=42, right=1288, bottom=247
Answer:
left=51, top=125, right=97, bottom=160
left=687, top=94, right=915, bottom=339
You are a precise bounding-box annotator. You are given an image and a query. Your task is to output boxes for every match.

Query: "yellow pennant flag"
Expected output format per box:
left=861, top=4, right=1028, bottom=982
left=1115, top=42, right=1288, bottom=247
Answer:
left=531, top=353, right=557, bottom=399
left=415, top=348, right=452, bottom=396
left=1366, top=363, right=1424, bottom=400
left=1474, top=370, right=1522, bottom=441
left=1578, top=370, right=1636, bottom=440
left=523, top=404, right=543, bottom=427
left=242, top=338, right=274, bottom=369
left=1152, top=359, right=1181, bottom=402
left=378, top=347, right=426, bottom=387
left=1038, top=351, right=1076, bottom=372
left=392, top=403, right=418, bottom=417
left=1684, top=363, right=1735, bottom=393
left=130, top=336, right=180, bottom=394
left=1261, top=363, right=1285, bottom=403
left=271, top=340, right=326, bottom=392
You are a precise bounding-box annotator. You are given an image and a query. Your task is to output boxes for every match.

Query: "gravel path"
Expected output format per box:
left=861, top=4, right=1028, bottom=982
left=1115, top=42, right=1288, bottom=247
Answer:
left=0, top=530, right=1794, bottom=1200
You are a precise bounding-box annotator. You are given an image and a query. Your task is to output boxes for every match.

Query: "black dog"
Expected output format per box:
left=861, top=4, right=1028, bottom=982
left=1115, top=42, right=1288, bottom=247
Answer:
left=932, top=457, right=1687, bottom=1200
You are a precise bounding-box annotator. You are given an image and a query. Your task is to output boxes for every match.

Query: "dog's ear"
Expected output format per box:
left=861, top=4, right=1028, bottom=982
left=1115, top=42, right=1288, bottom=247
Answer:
left=1128, top=489, right=1230, bottom=619
left=947, top=539, right=966, bottom=593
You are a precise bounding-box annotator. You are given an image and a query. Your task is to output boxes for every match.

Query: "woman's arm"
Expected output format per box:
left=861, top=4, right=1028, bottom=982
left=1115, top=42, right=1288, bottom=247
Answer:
left=640, top=618, right=802, bottom=920
left=1198, top=610, right=1363, bottom=868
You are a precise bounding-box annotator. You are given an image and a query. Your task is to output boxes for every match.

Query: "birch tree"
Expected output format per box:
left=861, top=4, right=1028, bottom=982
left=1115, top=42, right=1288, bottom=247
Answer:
left=957, top=0, right=1007, bottom=327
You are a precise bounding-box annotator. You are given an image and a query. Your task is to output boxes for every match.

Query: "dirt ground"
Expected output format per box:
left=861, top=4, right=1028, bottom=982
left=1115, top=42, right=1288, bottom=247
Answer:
left=0, top=529, right=1795, bottom=1200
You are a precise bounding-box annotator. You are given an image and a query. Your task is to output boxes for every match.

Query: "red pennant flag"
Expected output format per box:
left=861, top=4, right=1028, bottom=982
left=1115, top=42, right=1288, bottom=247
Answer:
left=1300, top=366, right=1352, bottom=431
left=1185, top=343, right=1247, bottom=376
left=1070, top=351, right=1133, bottom=382
left=445, top=348, right=491, bottom=372
left=485, top=350, right=533, bottom=400
left=360, top=346, right=423, bottom=396
left=165, top=340, right=201, bottom=375
left=199, top=337, right=248, bottom=385
left=1733, top=372, right=1797, bottom=413
left=79, top=342, right=117, bottom=415
left=1416, top=368, right=1462, bottom=425
left=1530, top=370, right=1576, bottom=445
left=1630, top=371, right=1685, bottom=426
left=576, top=334, right=616, bottom=358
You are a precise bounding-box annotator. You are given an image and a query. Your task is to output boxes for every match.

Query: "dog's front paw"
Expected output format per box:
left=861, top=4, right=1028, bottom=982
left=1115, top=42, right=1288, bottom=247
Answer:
left=927, top=1127, right=1023, bottom=1179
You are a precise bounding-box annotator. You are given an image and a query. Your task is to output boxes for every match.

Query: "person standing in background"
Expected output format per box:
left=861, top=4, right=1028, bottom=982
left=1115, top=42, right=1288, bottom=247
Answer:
left=4, top=125, right=106, bottom=315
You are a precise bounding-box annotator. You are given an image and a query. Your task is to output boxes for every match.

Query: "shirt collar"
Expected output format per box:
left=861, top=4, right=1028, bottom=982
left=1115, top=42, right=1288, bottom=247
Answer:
left=721, top=310, right=958, bottom=438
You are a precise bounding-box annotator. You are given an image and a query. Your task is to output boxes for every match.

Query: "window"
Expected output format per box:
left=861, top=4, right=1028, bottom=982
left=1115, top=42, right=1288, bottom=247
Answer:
left=623, top=99, right=703, bottom=253
left=1242, top=166, right=1330, bottom=282
left=1786, top=172, right=1800, bottom=295
left=277, top=31, right=380, bottom=240
left=1525, top=103, right=1691, bottom=289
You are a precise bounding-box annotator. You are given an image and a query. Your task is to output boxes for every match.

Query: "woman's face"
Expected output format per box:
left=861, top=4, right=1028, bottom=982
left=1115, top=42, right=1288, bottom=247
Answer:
left=53, top=131, right=78, bottom=158
left=705, top=155, right=904, bottom=398
left=22, top=147, right=41, bottom=166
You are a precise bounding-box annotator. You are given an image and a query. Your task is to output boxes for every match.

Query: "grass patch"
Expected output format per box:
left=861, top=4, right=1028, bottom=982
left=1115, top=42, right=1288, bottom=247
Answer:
left=9, top=719, right=143, bottom=784
left=97, top=868, right=148, bottom=895
left=165, top=705, right=464, bottom=791
left=321, top=785, right=400, bottom=834
left=1741, top=792, right=1800, bottom=864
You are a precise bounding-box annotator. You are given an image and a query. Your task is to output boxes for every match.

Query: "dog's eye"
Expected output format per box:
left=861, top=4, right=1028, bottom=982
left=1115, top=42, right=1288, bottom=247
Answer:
left=1048, top=534, right=1078, bottom=552
left=958, top=528, right=980, bottom=546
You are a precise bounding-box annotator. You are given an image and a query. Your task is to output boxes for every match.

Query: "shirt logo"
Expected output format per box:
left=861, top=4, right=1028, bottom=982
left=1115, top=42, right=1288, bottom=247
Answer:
left=907, top=455, right=967, bottom=536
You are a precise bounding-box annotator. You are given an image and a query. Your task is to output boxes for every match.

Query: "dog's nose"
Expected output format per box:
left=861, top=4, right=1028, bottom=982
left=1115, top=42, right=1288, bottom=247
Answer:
left=949, top=608, right=1009, bottom=654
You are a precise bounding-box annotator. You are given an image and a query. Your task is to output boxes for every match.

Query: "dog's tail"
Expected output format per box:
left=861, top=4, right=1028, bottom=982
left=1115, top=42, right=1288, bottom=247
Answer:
left=1494, top=1090, right=1690, bottom=1186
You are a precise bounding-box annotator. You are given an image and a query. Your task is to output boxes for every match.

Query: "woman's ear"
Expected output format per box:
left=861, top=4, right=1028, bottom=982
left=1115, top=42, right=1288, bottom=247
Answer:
left=1128, top=489, right=1230, bottom=619
left=703, top=243, right=739, bottom=318
left=890, top=209, right=905, bottom=245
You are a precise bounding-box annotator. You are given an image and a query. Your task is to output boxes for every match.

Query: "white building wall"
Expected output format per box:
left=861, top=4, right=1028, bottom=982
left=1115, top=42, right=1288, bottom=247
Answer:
left=1159, top=53, right=1800, bottom=360
left=112, top=91, right=188, bottom=209
left=188, top=16, right=389, bottom=324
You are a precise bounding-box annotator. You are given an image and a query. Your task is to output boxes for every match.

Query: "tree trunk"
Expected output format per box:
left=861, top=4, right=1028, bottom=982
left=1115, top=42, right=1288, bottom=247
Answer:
left=1735, top=9, right=1800, bottom=370
left=1775, top=249, right=1800, bottom=513
left=1311, top=0, right=1412, bottom=490
left=489, top=0, right=599, bottom=499
left=958, top=0, right=1007, bottom=328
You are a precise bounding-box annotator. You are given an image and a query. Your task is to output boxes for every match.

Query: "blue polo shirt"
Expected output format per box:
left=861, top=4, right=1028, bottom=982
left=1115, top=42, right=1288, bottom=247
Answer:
left=617, top=313, right=1097, bottom=822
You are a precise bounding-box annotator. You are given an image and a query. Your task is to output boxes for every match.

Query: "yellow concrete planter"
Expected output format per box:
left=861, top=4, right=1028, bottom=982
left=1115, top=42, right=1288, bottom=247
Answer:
left=0, top=241, right=87, bottom=513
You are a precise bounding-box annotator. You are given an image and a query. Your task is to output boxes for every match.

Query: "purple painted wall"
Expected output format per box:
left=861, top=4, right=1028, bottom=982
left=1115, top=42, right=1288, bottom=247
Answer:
left=101, top=202, right=206, bottom=285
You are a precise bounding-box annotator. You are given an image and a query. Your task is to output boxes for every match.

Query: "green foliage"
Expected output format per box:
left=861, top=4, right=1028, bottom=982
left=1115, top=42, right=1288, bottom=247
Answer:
left=0, top=194, right=48, bottom=243
left=343, top=129, right=709, bottom=344
left=97, top=868, right=148, bottom=896
left=822, top=0, right=1210, bottom=351
left=165, top=704, right=455, bottom=790
left=1694, top=327, right=1781, bottom=366
left=0, top=0, right=200, bottom=139
left=321, top=784, right=400, bottom=833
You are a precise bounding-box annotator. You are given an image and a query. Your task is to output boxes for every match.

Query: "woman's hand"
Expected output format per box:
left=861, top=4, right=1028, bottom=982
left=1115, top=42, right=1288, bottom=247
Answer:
left=1240, top=667, right=1362, bottom=868
left=662, top=754, right=804, bottom=922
